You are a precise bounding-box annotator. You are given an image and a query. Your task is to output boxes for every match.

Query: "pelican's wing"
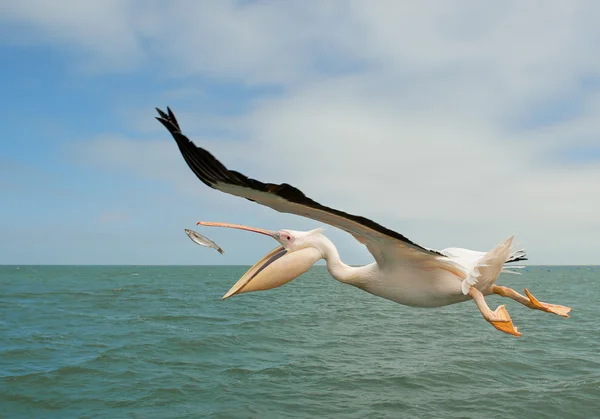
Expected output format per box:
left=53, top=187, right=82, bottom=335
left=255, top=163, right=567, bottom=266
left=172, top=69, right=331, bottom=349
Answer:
left=156, top=107, right=452, bottom=269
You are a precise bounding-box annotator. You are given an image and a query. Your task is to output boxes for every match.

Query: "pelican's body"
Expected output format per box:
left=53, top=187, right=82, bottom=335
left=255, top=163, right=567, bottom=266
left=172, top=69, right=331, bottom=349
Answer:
left=304, top=233, right=468, bottom=308
left=364, top=267, right=469, bottom=308
left=156, top=107, right=571, bottom=337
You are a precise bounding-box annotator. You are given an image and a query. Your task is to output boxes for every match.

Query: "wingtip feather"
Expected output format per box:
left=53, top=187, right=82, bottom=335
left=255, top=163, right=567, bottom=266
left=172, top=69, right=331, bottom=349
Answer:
left=155, top=107, right=168, bottom=119
left=166, top=106, right=180, bottom=129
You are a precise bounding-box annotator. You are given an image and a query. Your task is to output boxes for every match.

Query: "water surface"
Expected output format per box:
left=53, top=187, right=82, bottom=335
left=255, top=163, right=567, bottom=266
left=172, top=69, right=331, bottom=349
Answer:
left=1, top=265, right=598, bottom=418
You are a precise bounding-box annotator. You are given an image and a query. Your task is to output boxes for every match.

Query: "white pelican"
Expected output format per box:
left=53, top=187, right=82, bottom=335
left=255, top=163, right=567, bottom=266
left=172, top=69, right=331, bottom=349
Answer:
left=156, top=107, right=571, bottom=337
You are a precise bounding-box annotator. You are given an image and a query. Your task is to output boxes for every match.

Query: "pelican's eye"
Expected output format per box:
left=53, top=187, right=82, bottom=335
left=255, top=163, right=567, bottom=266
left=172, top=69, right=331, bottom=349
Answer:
left=280, top=231, right=294, bottom=244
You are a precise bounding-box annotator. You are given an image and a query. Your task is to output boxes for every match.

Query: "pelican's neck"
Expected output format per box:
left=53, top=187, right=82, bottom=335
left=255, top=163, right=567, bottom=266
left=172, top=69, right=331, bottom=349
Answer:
left=314, top=234, right=369, bottom=286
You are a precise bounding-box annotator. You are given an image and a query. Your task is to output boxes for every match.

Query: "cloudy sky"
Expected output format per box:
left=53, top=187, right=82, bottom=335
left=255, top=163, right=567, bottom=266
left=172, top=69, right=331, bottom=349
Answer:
left=1, top=1, right=599, bottom=265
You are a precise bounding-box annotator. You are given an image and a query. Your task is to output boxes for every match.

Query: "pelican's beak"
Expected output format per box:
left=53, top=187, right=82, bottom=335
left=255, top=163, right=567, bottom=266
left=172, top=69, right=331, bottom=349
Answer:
left=222, top=245, right=322, bottom=299
left=195, top=221, right=322, bottom=299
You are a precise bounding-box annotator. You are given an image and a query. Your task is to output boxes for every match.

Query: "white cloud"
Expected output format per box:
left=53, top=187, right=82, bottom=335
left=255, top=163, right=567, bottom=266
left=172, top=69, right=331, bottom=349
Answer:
left=0, top=0, right=147, bottom=72
left=5, top=0, right=600, bottom=263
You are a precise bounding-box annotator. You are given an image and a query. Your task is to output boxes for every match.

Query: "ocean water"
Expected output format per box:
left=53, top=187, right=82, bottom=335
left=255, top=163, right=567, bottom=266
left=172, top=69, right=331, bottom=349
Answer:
left=0, top=265, right=598, bottom=419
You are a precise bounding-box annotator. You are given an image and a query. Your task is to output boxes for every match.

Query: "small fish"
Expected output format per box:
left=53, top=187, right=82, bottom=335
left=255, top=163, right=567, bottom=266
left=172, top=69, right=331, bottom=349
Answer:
left=184, top=229, right=224, bottom=255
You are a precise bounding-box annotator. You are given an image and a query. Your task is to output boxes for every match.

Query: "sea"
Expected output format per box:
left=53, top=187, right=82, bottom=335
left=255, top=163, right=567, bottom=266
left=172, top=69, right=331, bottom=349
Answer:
left=0, top=265, right=598, bottom=418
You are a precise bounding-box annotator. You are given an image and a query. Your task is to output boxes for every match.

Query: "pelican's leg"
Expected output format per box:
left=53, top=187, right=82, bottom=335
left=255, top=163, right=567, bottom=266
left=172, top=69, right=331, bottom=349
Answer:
left=468, top=287, right=522, bottom=337
left=493, top=286, right=571, bottom=318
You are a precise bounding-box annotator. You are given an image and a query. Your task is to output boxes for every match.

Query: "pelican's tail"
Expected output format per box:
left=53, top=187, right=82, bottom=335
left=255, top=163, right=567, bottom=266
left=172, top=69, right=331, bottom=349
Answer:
left=506, top=247, right=527, bottom=264
left=461, top=236, right=518, bottom=295
left=501, top=245, right=528, bottom=275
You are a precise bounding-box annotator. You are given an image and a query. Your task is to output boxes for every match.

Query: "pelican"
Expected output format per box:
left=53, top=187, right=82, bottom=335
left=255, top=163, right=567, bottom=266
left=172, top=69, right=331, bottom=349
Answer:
left=155, top=107, right=571, bottom=337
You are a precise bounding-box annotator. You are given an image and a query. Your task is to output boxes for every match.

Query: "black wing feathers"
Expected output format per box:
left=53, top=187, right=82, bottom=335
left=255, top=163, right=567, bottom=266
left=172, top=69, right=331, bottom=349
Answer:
left=506, top=255, right=528, bottom=263
left=156, top=106, right=442, bottom=255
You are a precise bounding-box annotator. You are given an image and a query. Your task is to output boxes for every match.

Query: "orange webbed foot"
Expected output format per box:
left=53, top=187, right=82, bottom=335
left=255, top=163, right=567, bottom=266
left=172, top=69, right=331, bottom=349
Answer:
left=524, top=288, right=572, bottom=318
left=489, top=305, right=523, bottom=337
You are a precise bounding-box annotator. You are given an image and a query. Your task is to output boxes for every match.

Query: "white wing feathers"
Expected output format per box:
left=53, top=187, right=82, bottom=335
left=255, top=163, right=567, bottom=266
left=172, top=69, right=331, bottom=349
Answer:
left=442, top=237, right=528, bottom=295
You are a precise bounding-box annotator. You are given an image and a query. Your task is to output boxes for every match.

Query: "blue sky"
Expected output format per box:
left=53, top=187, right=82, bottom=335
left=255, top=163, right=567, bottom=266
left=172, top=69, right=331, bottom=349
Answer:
left=1, top=1, right=600, bottom=265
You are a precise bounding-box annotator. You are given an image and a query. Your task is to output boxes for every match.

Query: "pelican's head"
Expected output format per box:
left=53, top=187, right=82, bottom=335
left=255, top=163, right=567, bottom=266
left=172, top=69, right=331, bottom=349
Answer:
left=196, top=221, right=324, bottom=299
left=276, top=228, right=326, bottom=252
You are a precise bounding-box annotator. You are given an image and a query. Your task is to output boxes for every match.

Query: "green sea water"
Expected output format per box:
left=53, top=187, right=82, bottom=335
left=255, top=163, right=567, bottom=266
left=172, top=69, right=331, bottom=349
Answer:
left=1, top=265, right=599, bottom=418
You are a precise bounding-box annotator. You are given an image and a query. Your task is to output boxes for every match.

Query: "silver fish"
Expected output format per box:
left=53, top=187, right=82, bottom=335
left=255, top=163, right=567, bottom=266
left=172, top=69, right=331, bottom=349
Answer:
left=184, top=229, right=224, bottom=255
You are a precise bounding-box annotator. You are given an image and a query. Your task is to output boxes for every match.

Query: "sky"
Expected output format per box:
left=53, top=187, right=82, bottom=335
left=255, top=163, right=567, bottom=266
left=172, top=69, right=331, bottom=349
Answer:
left=1, top=0, right=599, bottom=265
